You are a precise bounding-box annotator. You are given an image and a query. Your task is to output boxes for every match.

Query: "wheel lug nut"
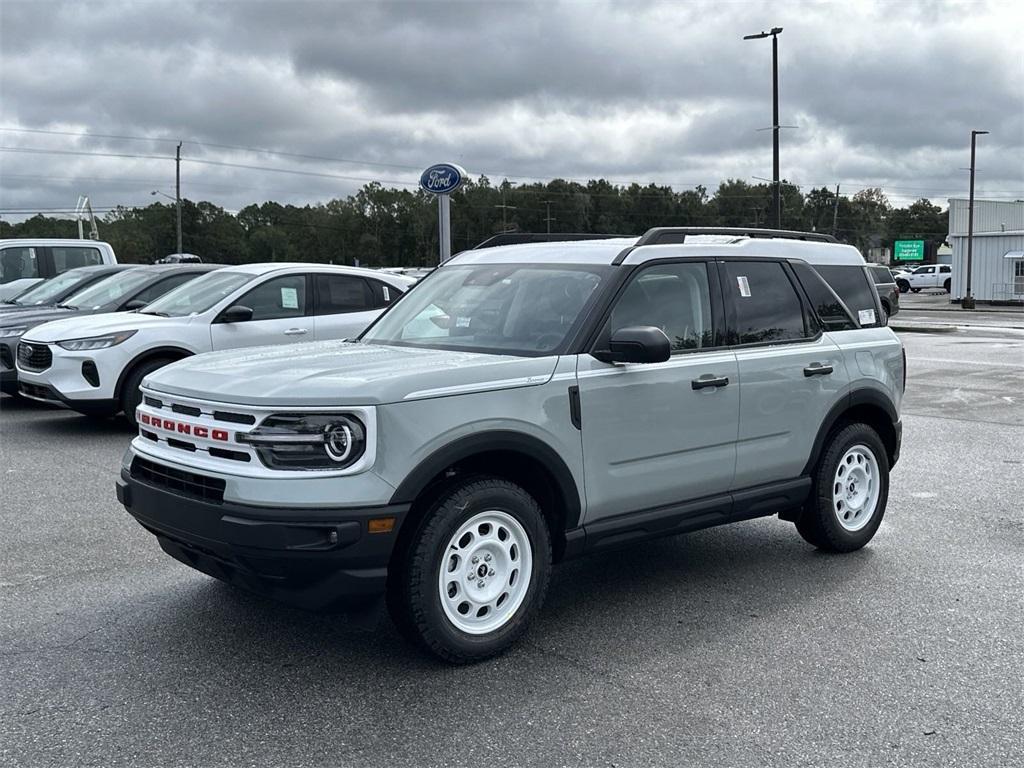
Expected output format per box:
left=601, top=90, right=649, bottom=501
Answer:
left=477, top=580, right=485, bottom=588
left=488, top=569, right=495, bottom=576
left=484, top=554, right=492, bottom=562
left=467, top=573, right=474, bottom=581
left=471, top=556, right=479, bottom=564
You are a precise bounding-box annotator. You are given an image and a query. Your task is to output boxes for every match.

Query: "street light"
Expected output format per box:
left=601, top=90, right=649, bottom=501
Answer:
left=743, top=26, right=783, bottom=228
left=963, top=129, right=989, bottom=310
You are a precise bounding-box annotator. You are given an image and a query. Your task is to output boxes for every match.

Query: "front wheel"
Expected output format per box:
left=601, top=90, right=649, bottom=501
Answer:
left=120, top=357, right=174, bottom=427
left=796, top=423, right=889, bottom=552
left=387, top=477, right=552, bottom=663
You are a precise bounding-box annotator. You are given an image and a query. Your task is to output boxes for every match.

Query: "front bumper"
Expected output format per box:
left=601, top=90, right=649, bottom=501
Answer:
left=118, top=466, right=410, bottom=611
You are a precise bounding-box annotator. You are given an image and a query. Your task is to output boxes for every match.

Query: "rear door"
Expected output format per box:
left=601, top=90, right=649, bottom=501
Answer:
left=576, top=260, right=739, bottom=523
left=721, top=259, right=851, bottom=489
left=311, top=273, right=384, bottom=340
left=209, top=273, right=313, bottom=349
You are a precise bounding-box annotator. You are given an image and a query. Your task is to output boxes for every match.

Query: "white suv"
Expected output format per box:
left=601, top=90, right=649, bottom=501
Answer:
left=17, top=263, right=413, bottom=423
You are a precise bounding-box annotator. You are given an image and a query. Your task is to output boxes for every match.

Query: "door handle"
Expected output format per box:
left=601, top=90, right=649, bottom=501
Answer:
left=691, top=374, right=729, bottom=390
left=803, top=363, right=834, bottom=377
left=284, top=328, right=309, bottom=336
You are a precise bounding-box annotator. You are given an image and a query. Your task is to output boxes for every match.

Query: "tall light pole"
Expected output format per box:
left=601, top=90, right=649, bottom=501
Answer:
left=175, top=141, right=183, bottom=256
left=963, top=129, right=988, bottom=310
left=744, top=26, right=783, bottom=228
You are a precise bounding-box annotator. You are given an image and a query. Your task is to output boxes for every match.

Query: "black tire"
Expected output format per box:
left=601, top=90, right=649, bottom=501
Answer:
left=119, top=357, right=174, bottom=427
left=795, top=423, right=889, bottom=553
left=897, top=280, right=910, bottom=294
left=880, top=299, right=891, bottom=318
left=943, top=278, right=951, bottom=293
left=910, top=287, right=921, bottom=293
left=386, top=476, right=552, bottom=664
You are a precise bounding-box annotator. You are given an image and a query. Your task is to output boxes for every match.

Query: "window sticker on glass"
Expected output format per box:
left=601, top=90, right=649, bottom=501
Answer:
left=858, top=308, right=876, bottom=325
left=382, top=286, right=391, bottom=301
left=455, top=316, right=471, bottom=328
left=737, top=275, right=751, bottom=297
left=280, top=287, right=299, bottom=309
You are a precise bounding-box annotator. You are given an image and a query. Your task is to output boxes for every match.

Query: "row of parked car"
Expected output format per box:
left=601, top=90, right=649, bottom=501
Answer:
left=1, top=251, right=415, bottom=422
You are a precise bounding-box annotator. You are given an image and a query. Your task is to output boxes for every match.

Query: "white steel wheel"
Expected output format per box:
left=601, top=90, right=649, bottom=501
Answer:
left=437, top=510, right=534, bottom=635
left=832, top=444, right=881, bottom=532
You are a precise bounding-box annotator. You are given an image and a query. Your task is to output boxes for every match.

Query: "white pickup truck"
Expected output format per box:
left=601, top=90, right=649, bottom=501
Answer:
left=0, top=239, right=118, bottom=301
left=896, top=263, right=952, bottom=294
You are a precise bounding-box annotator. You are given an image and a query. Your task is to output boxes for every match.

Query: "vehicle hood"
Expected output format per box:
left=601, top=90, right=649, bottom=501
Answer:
left=144, top=342, right=559, bottom=406
left=0, top=306, right=80, bottom=331
left=20, top=310, right=170, bottom=342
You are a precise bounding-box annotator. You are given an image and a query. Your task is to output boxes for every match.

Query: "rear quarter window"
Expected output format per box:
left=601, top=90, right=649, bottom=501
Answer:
left=813, top=264, right=882, bottom=328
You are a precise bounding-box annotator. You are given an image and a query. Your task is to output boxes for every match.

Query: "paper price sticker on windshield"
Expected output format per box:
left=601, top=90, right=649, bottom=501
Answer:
left=858, top=308, right=876, bottom=325
left=737, top=276, right=751, bottom=297
left=280, top=287, right=299, bottom=309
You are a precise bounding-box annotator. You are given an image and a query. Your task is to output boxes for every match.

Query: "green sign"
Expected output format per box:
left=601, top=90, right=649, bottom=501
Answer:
left=894, top=240, right=925, bottom=261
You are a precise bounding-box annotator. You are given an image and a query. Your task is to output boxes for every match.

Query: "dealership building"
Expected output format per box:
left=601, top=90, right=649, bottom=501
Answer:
left=947, top=198, right=1024, bottom=303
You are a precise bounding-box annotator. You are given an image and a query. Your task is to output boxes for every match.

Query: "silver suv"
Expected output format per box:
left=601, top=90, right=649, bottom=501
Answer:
left=116, top=228, right=904, bottom=663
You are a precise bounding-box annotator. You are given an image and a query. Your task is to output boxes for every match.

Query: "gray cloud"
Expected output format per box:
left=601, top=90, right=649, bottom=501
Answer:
left=1, top=0, right=1021, bottom=222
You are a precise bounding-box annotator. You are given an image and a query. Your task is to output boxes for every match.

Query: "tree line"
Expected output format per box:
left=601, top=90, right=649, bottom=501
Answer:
left=0, top=177, right=949, bottom=266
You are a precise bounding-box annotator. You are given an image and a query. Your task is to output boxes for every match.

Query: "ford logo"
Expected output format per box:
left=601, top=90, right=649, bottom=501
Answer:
left=419, top=163, right=466, bottom=195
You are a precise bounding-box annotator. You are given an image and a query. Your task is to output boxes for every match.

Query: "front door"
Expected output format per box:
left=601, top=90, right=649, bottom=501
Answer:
left=209, top=273, right=313, bottom=350
left=576, top=260, right=739, bottom=524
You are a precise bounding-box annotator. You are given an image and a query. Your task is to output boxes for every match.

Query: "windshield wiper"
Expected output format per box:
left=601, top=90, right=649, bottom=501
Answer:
left=139, top=310, right=170, bottom=317
left=56, top=303, right=78, bottom=310
left=2, top=299, right=21, bottom=305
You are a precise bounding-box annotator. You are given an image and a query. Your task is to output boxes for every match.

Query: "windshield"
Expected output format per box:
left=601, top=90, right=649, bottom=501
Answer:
left=141, top=270, right=252, bottom=317
left=62, top=269, right=156, bottom=310
left=6, top=270, right=94, bottom=305
left=361, top=263, right=611, bottom=356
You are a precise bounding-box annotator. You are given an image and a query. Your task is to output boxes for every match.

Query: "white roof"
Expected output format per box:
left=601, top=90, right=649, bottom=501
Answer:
left=0, top=238, right=113, bottom=247
left=217, top=261, right=416, bottom=285
left=449, top=234, right=866, bottom=267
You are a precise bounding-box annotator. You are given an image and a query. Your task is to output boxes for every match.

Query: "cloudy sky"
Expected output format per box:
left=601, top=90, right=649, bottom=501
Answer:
left=1, top=0, right=1022, bottom=221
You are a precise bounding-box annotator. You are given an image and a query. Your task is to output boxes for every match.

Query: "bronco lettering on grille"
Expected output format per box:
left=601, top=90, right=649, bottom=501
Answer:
left=139, top=412, right=229, bottom=442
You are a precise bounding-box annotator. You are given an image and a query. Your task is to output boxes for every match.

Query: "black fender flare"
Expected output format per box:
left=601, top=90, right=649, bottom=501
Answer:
left=801, top=388, right=899, bottom=476
left=113, top=346, right=194, bottom=401
left=389, top=430, right=583, bottom=530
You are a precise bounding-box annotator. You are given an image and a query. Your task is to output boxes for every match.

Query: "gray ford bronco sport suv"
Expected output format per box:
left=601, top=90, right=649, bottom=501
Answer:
left=117, top=228, right=904, bottom=663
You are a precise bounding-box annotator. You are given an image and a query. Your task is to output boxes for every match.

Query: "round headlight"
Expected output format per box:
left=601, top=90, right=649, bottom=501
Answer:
left=324, top=422, right=354, bottom=463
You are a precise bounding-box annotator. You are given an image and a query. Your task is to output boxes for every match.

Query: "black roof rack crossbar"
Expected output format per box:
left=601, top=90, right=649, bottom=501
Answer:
left=473, top=232, right=630, bottom=250
left=635, top=227, right=839, bottom=246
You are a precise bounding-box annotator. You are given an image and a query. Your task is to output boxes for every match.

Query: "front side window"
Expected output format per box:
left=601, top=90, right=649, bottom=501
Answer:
left=315, top=274, right=373, bottom=315
left=51, top=247, right=102, bottom=271
left=813, top=265, right=882, bottom=328
left=361, top=263, right=610, bottom=356
left=7, top=269, right=88, bottom=305
left=141, top=271, right=253, bottom=317
left=232, top=275, right=307, bottom=321
left=0, top=247, right=38, bottom=283
left=599, top=262, right=714, bottom=353
left=722, top=261, right=810, bottom=345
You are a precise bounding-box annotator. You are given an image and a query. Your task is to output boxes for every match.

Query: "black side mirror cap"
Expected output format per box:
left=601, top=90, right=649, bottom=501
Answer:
left=218, top=304, right=254, bottom=323
left=593, top=325, right=671, bottom=364
left=122, top=299, right=147, bottom=311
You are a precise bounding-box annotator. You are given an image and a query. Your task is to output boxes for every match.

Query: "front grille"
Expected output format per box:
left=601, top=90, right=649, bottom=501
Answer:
left=131, top=456, right=226, bottom=504
left=17, top=342, right=52, bottom=371
left=0, top=344, right=12, bottom=369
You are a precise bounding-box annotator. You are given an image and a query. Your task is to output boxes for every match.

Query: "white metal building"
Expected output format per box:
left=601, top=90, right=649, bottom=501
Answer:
left=948, top=199, right=1024, bottom=302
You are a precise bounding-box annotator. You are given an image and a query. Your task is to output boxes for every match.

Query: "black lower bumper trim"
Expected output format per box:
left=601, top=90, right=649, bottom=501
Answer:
left=18, top=381, right=118, bottom=415
left=119, top=469, right=409, bottom=611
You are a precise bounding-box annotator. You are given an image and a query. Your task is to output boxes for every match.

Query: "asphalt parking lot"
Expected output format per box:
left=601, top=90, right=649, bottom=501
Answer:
left=1, top=328, right=1022, bottom=767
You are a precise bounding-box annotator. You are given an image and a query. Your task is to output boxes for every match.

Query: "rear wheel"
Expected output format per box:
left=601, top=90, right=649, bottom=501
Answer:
left=943, top=278, right=951, bottom=293
left=897, top=280, right=910, bottom=294
left=120, top=357, right=174, bottom=427
left=387, top=477, right=552, bottom=664
left=796, top=423, right=889, bottom=552
left=880, top=299, right=891, bottom=318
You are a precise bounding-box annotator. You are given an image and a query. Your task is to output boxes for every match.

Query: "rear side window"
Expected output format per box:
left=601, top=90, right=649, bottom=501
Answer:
left=315, top=274, right=375, bottom=315
left=369, top=279, right=403, bottom=306
left=130, top=273, right=198, bottom=306
left=813, top=265, right=881, bottom=328
left=51, top=247, right=103, bottom=272
left=0, top=247, right=39, bottom=282
left=790, top=261, right=857, bottom=332
left=721, top=261, right=810, bottom=345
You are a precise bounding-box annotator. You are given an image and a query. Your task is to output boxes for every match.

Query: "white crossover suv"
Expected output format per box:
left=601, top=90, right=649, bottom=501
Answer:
left=17, top=263, right=414, bottom=423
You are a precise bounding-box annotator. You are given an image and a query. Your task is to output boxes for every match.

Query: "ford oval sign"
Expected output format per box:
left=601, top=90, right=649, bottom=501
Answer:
left=420, top=163, right=466, bottom=195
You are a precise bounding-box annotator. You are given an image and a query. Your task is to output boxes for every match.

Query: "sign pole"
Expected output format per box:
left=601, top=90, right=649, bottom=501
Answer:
left=438, top=194, right=452, bottom=263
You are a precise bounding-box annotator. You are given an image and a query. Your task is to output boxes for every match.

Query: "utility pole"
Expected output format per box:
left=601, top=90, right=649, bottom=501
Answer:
left=832, top=184, right=840, bottom=236
left=495, top=186, right=517, bottom=232
left=963, top=130, right=988, bottom=309
left=175, top=141, right=183, bottom=256
left=543, top=200, right=556, bottom=233
left=744, top=27, right=783, bottom=228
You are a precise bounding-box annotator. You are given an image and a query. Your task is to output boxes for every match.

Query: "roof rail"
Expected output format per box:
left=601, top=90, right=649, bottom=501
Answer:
left=635, top=227, right=839, bottom=246
left=473, top=232, right=630, bottom=250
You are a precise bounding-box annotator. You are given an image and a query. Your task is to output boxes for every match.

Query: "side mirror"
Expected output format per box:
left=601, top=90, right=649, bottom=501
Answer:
left=593, top=326, right=671, bottom=364
left=122, top=299, right=147, bottom=311
left=219, top=304, right=254, bottom=323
